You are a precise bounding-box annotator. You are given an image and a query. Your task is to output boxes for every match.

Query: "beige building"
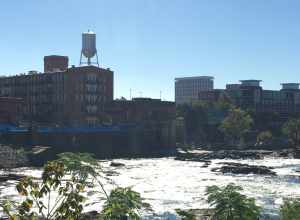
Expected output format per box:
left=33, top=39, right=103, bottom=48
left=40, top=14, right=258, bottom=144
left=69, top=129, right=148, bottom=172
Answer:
left=175, top=76, right=214, bottom=105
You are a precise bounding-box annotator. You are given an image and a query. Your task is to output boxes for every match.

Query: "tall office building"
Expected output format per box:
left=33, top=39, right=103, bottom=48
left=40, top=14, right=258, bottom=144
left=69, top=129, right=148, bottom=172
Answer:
left=175, top=76, right=214, bottom=105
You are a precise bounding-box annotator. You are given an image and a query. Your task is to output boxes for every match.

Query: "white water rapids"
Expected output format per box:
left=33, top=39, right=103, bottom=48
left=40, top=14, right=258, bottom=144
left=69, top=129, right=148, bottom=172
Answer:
left=0, top=156, right=300, bottom=219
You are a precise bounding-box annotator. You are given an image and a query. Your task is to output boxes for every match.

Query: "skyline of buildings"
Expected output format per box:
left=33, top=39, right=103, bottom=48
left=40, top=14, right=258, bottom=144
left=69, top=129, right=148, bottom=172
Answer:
left=197, top=78, right=300, bottom=119
left=0, top=53, right=176, bottom=127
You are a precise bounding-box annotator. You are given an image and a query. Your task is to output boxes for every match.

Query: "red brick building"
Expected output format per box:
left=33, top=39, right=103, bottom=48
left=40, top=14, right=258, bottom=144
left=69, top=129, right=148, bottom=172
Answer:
left=44, top=55, right=68, bottom=73
left=0, top=56, right=113, bottom=126
left=104, top=98, right=175, bottom=123
left=0, top=97, right=23, bottom=124
left=104, top=98, right=176, bottom=149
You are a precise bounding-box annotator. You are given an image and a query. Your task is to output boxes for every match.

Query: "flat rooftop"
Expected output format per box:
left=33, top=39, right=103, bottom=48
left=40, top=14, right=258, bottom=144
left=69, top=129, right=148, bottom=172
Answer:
left=239, top=79, right=262, bottom=82
left=280, top=83, right=300, bottom=85
left=175, top=76, right=214, bottom=81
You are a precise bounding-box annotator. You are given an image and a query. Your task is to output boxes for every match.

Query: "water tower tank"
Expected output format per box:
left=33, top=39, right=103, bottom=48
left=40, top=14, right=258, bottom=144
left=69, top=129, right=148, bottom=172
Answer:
left=82, top=31, right=97, bottom=58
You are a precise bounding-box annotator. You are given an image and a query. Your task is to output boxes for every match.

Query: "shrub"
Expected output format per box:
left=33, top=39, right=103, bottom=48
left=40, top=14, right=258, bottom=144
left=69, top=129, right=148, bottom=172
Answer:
left=256, top=131, right=273, bottom=145
left=282, top=118, right=300, bottom=147
left=206, top=183, right=260, bottom=220
left=101, top=187, right=150, bottom=220
left=280, top=199, right=300, bottom=220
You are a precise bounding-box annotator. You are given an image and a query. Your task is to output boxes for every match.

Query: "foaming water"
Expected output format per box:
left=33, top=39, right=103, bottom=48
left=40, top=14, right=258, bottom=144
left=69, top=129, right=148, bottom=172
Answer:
left=1, top=157, right=300, bottom=219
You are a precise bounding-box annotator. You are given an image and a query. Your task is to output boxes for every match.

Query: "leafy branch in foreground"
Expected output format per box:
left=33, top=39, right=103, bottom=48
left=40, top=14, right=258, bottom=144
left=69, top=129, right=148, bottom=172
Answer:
left=206, top=183, right=260, bottom=220
left=2, top=152, right=150, bottom=220
left=2, top=161, right=85, bottom=220
left=58, top=152, right=151, bottom=219
left=175, top=209, right=196, bottom=220
left=280, top=198, right=300, bottom=220
left=56, top=152, right=110, bottom=199
left=100, top=187, right=150, bottom=220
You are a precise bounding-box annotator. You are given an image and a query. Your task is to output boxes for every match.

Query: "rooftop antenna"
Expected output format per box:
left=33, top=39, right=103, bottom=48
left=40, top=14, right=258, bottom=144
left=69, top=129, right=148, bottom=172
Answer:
left=130, top=88, right=132, bottom=100
left=80, top=30, right=99, bottom=67
left=160, top=91, right=162, bottom=100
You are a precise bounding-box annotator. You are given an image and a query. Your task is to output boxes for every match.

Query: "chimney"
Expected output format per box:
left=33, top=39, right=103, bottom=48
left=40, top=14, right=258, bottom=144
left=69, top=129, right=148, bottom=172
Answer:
left=44, top=55, right=69, bottom=73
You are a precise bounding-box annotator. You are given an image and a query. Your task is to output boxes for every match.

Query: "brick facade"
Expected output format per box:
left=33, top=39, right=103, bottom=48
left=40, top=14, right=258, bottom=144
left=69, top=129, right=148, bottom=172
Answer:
left=0, top=64, right=113, bottom=126
left=104, top=98, right=175, bottom=123
left=0, top=97, right=23, bottom=124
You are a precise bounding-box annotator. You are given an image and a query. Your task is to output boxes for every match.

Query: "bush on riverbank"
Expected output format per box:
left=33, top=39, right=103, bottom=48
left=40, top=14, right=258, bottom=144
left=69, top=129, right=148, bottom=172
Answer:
left=0, top=145, right=29, bottom=168
left=282, top=119, right=300, bottom=148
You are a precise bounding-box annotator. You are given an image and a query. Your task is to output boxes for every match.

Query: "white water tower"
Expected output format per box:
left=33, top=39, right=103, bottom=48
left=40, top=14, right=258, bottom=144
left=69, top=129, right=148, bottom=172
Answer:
left=80, top=30, right=99, bottom=66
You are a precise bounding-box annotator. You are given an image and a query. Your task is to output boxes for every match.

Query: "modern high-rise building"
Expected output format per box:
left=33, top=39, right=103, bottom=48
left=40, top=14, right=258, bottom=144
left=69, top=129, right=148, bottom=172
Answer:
left=175, top=76, right=214, bottom=105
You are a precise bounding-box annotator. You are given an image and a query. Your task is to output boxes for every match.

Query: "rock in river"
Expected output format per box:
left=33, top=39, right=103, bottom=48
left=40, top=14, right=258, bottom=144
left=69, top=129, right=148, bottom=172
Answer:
left=0, top=173, right=26, bottom=182
left=110, top=161, right=126, bottom=167
left=211, top=162, right=276, bottom=176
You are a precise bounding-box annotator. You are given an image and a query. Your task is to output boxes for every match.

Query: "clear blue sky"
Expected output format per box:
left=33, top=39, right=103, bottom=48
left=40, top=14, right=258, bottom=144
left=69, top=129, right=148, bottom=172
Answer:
left=1, top=0, right=300, bottom=101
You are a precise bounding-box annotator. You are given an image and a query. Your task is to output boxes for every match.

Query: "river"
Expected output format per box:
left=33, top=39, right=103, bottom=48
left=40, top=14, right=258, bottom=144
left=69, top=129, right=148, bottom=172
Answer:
left=1, top=156, right=300, bottom=219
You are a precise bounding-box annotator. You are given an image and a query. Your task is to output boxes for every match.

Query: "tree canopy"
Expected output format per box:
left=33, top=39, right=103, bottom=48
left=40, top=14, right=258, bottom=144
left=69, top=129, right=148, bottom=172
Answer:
left=282, top=118, right=300, bottom=148
left=219, top=108, right=253, bottom=145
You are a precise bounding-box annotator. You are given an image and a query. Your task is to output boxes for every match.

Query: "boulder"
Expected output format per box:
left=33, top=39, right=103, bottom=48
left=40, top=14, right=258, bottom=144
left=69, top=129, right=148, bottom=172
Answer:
left=79, top=211, right=99, bottom=220
left=110, top=161, right=126, bottom=167
left=175, top=150, right=269, bottom=161
left=212, top=162, right=276, bottom=176
left=0, top=173, right=25, bottom=182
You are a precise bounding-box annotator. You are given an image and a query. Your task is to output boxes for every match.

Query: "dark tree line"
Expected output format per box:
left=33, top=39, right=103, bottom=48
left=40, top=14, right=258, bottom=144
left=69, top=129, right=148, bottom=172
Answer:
left=177, top=100, right=300, bottom=148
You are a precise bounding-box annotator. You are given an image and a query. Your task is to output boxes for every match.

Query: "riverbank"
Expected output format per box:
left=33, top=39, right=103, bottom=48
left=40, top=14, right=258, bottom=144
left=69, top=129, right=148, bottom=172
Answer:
left=1, top=142, right=299, bottom=169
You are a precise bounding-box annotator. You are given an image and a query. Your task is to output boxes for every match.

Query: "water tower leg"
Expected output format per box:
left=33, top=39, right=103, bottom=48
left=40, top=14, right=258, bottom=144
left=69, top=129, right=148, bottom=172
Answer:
left=96, top=52, right=99, bottom=67
left=79, top=52, right=83, bottom=66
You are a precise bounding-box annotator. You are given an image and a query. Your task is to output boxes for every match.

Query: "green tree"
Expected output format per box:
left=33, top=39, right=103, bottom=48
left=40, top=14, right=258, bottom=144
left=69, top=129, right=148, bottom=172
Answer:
left=101, top=187, right=150, bottom=220
left=251, top=112, right=280, bottom=134
left=219, top=108, right=253, bottom=145
left=282, top=118, right=300, bottom=147
left=256, top=131, right=273, bottom=146
left=280, top=199, right=300, bottom=220
left=177, top=102, right=209, bottom=144
left=206, top=183, right=260, bottom=220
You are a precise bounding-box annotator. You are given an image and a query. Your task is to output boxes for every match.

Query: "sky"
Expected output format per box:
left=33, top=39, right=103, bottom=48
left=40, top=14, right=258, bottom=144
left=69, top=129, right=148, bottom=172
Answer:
left=1, top=0, right=300, bottom=101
